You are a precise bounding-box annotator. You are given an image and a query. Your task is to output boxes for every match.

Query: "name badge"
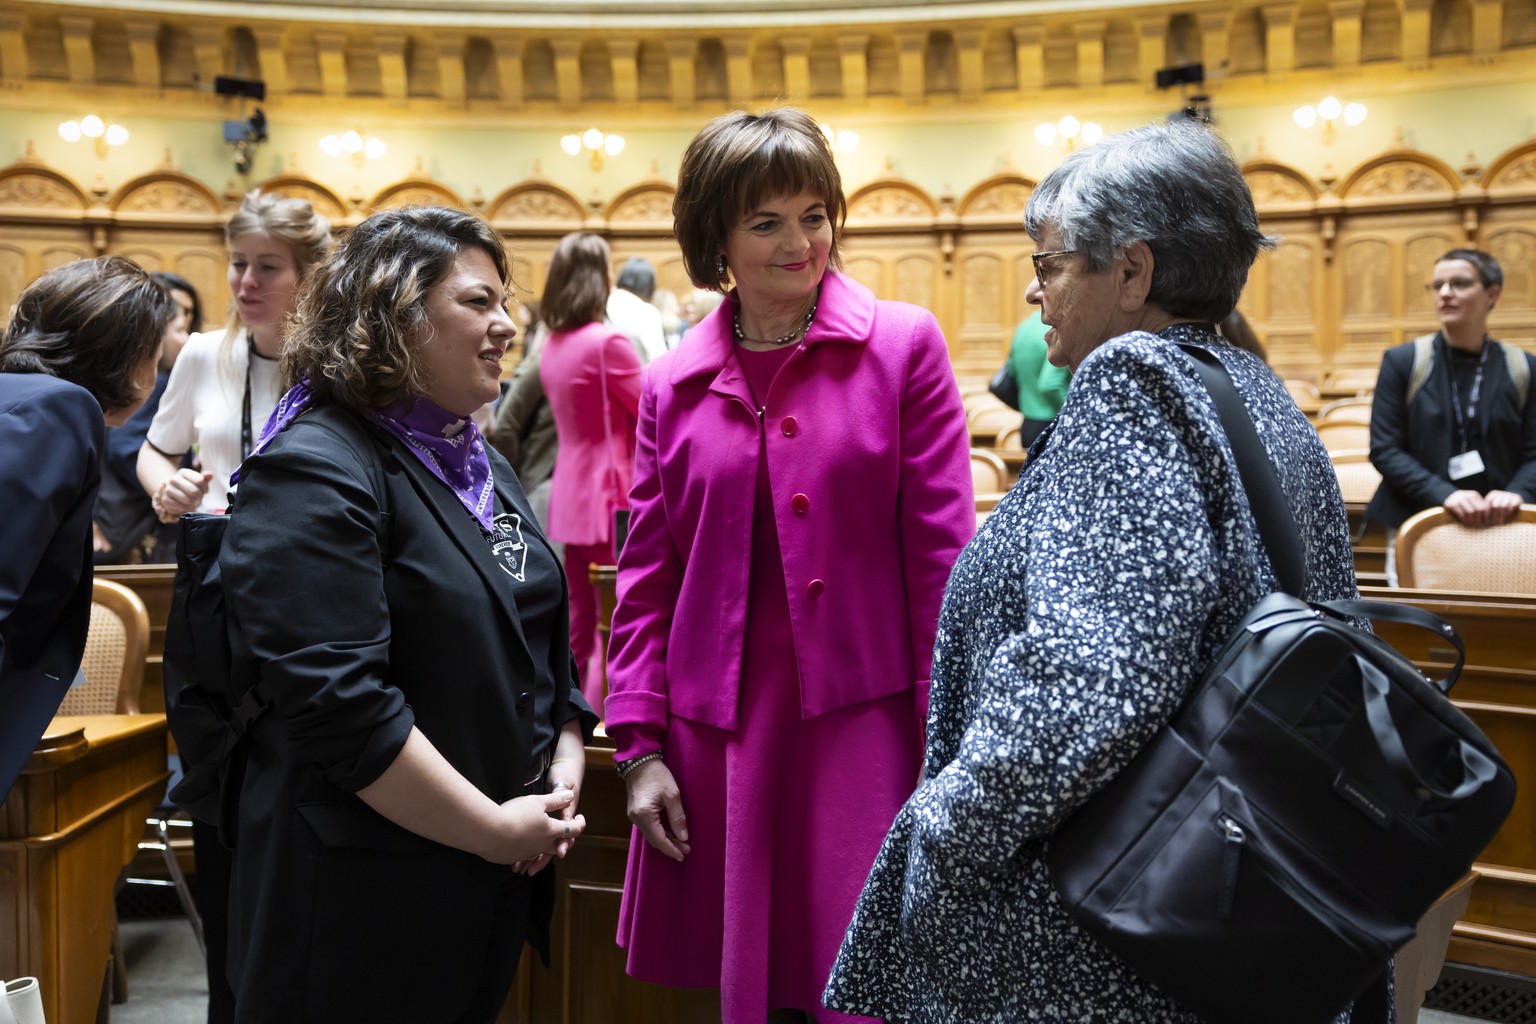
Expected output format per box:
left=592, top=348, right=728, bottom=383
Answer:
left=1448, top=450, right=1486, bottom=480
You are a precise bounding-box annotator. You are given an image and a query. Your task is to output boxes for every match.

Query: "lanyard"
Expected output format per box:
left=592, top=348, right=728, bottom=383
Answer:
left=1439, top=334, right=1490, bottom=455
left=240, top=332, right=254, bottom=461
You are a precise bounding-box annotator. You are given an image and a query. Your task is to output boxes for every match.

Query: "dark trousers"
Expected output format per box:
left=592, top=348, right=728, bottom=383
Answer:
left=192, top=818, right=237, bottom=1024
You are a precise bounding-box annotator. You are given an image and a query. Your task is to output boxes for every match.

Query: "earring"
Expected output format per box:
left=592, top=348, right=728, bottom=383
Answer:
left=715, top=255, right=727, bottom=279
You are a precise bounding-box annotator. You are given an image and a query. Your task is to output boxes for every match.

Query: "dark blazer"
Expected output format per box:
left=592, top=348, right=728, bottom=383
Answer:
left=1367, top=336, right=1536, bottom=528
left=93, top=371, right=168, bottom=563
left=220, top=404, right=594, bottom=1023
left=0, top=373, right=102, bottom=800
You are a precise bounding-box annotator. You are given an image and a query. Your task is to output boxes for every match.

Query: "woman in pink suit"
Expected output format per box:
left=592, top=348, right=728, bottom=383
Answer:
left=539, top=231, right=642, bottom=713
left=605, top=108, right=974, bottom=1024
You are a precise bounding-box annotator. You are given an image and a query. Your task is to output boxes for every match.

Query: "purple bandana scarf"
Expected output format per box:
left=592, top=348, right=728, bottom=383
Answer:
left=243, top=379, right=497, bottom=534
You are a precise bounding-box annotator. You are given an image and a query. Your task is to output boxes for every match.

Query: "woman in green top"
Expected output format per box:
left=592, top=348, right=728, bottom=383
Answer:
left=1006, top=311, right=1072, bottom=445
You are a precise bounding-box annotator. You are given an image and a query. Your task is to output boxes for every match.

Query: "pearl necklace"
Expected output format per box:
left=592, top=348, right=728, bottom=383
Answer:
left=733, top=301, right=818, bottom=347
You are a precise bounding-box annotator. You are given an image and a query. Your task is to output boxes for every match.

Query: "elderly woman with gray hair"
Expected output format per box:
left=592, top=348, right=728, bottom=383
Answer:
left=825, top=121, right=1380, bottom=1022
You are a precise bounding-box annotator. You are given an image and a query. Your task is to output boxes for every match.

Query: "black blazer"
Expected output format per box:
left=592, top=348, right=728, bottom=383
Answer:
left=220, top=404, right=594, bottom=1022
left=0, top=373, right=101, bottom=800
left=1367, top=337, right=1536, bottom=528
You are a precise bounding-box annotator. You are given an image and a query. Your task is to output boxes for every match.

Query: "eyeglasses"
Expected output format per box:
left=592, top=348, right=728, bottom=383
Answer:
left=1031, top=249, right=1079, bottom=286
left=1425, top=276, right=1481, bottom=294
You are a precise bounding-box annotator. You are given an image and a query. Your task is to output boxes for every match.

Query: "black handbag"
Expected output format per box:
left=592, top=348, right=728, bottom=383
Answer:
left=1047, top=345, right=1516, bottom=1024
left=988, top=360, right=1020, bottom=410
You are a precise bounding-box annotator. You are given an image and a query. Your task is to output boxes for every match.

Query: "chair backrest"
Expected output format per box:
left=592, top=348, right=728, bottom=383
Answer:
left=1314, top=420, right=1372, bottom=454
left=1284, top=379, right=1321, bottom=404
left=970, top=448, right=1008, bottom=495
left=968, top=405, right=1024, bottom=436
left=996, top=424, right=1025, bottom=452
left=964, top=392, right=1008, bottom=423
left=1329, top=451, right=1383, bottom=505
left=1318, top=397, right=1372, bottom=425
left=1326, top=369, right=1379, bottom=396
left=58, top=578, right=149, bottom=716
left=1396, top=505, right=1536, bottom=595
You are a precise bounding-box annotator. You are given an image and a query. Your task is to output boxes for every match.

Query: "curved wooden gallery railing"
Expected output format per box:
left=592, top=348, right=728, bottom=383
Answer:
left=1, top=133, right=1534, bottom=379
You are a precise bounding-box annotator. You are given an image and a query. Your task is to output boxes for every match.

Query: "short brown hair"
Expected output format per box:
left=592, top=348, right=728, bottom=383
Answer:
left=540, top=232, right=611, bottom=332
left=673, top=107, right=846, bottom=291
left=282, top=206, right=509, bottom=411
left=0, top=255, right=173, bottom=413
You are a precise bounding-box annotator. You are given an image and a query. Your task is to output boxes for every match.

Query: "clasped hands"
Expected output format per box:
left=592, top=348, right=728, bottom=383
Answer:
left=508, top=759, right=586, bottom=876
left=1443, top=488, right=1524, bottom=528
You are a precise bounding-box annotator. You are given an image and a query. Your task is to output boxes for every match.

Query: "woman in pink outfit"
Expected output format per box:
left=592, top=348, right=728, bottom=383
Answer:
left=605, top=108, right=974, bottom=1024
left=539, top=231, right=641, bottom=714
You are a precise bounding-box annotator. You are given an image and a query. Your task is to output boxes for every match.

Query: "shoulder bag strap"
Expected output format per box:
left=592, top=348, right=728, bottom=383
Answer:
left=1176, top=343, right=1307, bottom=598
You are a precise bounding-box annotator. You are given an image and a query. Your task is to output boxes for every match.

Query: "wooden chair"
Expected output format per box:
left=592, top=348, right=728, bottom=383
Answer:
left=1314, top=420, right=1371, bottom=455
left=1317, top=396, right=1372, bottom=425
left=995, top=424, right=1026, bottom=453
left=57, top=578, right=148, bottom=716
left=968, top=405, right=1024, bottom=438
left=1283, top=379, right=1321, bottom=405
left=1395, top=505, right=1536, bottom=595
left=970, top=448, right=1008, bottom=495
left=1330, top=452, right=1383, bottom=506
left=1326, top=368, right=1379, bottom=395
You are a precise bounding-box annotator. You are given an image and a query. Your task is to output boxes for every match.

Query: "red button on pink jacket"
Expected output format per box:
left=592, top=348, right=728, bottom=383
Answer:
left=605, top=271, right=975, bottom=738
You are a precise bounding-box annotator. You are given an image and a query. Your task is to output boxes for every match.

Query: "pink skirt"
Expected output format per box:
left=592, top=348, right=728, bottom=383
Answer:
left=616, top=666, right=922, bottom=1024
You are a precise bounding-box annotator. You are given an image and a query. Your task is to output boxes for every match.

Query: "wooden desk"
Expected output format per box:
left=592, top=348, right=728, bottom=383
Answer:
left=500, top=739, right=720, bottom=1024
left=0, top=715, right=169, bottom=1024
left=1360, top=587, right=1536, bottom=977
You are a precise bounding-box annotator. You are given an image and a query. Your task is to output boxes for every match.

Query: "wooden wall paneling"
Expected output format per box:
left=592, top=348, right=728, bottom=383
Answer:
left=0, top=243, right=29, bottom=322
left=1482, top=217, right=1536, bottom=352
left=951, top=241, right=1029, bottom=365
left=370, top=176, right=465, bottom=212
left=605, top=182, right=677, bottom=232
left=255, top=173, right=352, bottom=225
left=839, top=250, right=887, bottom=298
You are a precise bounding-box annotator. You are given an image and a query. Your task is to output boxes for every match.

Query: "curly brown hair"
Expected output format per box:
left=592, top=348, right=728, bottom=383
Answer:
left=0, top=255, right=173, bottom=413
left=281, top=206, right=509, bottom=411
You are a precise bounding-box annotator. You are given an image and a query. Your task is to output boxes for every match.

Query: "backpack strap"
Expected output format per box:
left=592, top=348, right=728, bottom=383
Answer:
left=1406, top=333, right=1437, bottom=406
left=1499, top=340, right=1530, bottom=409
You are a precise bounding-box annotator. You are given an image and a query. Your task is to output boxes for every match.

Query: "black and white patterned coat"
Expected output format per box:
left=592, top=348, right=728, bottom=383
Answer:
left=825, top=325, right=1368, bottom=1023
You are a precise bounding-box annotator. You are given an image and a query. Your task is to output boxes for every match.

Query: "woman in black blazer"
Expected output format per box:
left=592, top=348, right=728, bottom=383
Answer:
left=0, top=257, right=171, bottom=801
left=221, top=207, right=597, bottom=1022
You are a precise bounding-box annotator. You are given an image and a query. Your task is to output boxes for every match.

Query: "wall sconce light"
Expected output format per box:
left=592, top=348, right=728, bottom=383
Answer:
left=1035, top=116, right=1102, bottom=151
left=561, top=128, right=624, bottom=171
left=59, top=114, right=128, bottom=157
left=819, top=123, right=860, bottom=154
left=320, top=130, right=387, bottom=167
left=1293, top=97, right=1366, bottom=144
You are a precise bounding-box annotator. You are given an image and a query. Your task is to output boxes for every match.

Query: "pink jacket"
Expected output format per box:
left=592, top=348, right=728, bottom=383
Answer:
left=605, top=271, right=974, bottom=739
left=540, top=320, right=642, bottom=547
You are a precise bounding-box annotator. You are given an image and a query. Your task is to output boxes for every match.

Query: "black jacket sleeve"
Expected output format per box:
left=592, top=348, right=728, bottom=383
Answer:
left=1369, top=347, right=1457, bottom=513
left=222, top=431, right=413, bottom=793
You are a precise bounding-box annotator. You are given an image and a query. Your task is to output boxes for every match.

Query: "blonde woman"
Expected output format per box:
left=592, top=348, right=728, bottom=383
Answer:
left=133, top=189, right=329, bottom=1024
left=137, top=190, right=332, bottom=519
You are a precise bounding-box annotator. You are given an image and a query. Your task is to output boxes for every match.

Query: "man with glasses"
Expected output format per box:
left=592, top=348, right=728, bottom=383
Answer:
left=1366, top=248, right=1536, bottom=579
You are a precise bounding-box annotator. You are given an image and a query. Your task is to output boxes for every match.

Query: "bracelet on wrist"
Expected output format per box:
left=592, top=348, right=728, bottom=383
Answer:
left=615, top=751, right=662, bottom=779
left=152, top=481, right=175, bottom=523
